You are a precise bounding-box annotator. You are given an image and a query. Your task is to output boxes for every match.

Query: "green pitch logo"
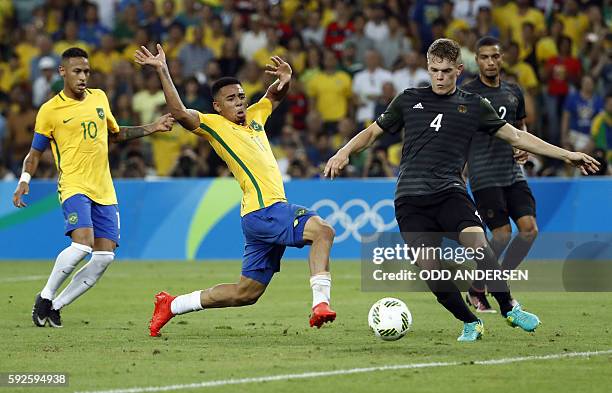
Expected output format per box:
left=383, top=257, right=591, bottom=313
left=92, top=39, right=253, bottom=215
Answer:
left=97, top=107, right=105, bottom=120
left=68, top=213, right=78, bottom=225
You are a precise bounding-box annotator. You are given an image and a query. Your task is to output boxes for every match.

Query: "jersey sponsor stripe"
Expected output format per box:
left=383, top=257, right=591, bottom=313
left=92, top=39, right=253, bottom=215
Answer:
left=199, top=122, right=265, bottom=209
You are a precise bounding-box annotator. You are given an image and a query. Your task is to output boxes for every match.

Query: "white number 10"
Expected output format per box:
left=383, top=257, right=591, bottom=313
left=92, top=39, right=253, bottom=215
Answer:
left=430, top=113, right=443, bottom=132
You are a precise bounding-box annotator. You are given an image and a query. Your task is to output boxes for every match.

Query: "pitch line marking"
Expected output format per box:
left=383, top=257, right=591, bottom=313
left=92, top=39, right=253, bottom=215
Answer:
left=74, top=349, right=612, bottom=393
left=0, top=275, right=48, bottom=283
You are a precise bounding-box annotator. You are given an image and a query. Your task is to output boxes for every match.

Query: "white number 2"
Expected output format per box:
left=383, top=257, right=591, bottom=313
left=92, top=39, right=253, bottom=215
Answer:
left=430, top=113, right=443, bottom=132
left=498, top=105, right=507, bottom=119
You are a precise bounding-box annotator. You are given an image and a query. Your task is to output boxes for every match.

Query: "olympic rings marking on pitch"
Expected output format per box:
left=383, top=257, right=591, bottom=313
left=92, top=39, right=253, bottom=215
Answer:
left=310, top=199, right=397, bottom=242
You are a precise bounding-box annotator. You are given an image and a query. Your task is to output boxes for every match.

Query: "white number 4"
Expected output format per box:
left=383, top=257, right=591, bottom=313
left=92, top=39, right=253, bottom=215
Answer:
left=430, top=113, right=443, bottom=132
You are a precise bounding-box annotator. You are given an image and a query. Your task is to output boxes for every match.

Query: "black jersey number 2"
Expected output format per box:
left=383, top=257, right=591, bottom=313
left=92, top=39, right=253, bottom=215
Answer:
left=498, top=106, right=507, bottom=119
left=430, top=113, right=443, bottom=132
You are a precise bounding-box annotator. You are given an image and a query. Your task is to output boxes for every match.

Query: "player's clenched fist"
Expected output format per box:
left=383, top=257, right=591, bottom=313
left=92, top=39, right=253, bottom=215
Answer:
left=153, top=113, right=175, bottom=133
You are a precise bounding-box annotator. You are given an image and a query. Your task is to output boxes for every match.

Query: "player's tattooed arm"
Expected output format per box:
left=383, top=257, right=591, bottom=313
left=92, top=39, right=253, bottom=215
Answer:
left=13, top=148, right=42, bottom=208
left=134, top=44, right=199, bottom=131
left=110, top=114, right=174, bottom=143
left=264, top=56, right=292, bottom=110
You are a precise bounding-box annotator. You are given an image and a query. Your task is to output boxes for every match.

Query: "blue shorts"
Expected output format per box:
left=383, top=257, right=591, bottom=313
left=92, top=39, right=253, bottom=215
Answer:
left=241, top=202, right=317, bottom=285
left=62, top=194, right=120, bottom=245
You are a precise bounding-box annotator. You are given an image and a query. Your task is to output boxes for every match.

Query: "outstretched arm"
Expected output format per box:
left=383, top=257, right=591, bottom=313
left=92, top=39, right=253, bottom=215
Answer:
left=324, top=122, right=384, bottom=179
left=13, top=148, right=43, bottom=208
left=512, top=119, right=529, bottom=164
left=135, top=44, right=200, bottom=131
left=263, top=56, right=292, bottom=110
left=494, top=123, right=600, bottom=175
left=109, top=113, right=174, bottom=143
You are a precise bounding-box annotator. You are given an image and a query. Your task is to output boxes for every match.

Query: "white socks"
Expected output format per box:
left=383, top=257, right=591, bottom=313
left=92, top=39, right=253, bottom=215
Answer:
left=40, top=242, right=92, bottom=300
left=170, top=290, right=203, bottom=315
left=52, top=251, right=114, bottom=310
left=310, top=272, right=331, bottom=308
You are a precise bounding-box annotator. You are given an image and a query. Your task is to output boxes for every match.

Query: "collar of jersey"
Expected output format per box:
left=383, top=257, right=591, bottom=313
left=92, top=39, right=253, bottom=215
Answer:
left=59, top=90, right=89, bottom=102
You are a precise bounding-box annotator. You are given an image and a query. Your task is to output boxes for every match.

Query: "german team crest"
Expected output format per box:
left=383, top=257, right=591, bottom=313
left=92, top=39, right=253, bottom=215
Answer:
left=249, top=120, right=263, bottom=131
left=457, top=105, right=467, bottom=113
left=96, top=107, right=105, bottom=120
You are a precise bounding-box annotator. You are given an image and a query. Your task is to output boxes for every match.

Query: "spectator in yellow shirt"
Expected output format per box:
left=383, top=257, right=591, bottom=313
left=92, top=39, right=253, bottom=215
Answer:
left=54, top=21, right=90, bottom=56
left=509, top=0, right=546, bottom=47
left=306, top=48, right=352, bottom=133
left=132, top=73, right=166, bottom=125
left=557, top=0, right=589, bottom=55
left=151, top=122, right=198, bottom=176
left=441, top=1, right=470, bottom=41
left=492, top=0, right=518, bottom=41
left=205, top=17, right=226, bottom=58
left=91, top=35, right=122, bottom=74
left=253, top=27, right=288, bottom=69
left=505, top=41, right=539, bottom=96
left=122, top=27, right=150, bottom=62
left=535, top=19, right=563, bottom=66
left=591, top=92, right=612, bottom=164
left=14, top=24, right=39, bottom=81
left=240, top=62, right=265, bottom=103
left=163, top=22, right=186, bottom=60
left=285, top=35, right=306, bottom=75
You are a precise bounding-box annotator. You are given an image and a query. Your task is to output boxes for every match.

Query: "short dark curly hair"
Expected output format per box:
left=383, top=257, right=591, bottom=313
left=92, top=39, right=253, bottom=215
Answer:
left=62, top=47, right=89, bottom=60
left=211, top=77, right=242, bottom=99
left=427, top=38, right=461, bottom=64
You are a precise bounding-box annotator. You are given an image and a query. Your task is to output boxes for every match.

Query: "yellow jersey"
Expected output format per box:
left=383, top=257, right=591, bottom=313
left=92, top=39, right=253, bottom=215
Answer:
left=306, top=70, right=352, bottom=121
left=193, top=97, right=287, bottom=216
left=557, top=13, right=589, bottom=56
left=35, top=88, right=120, bottom=205
left=150, top=124, right=198, bottom=176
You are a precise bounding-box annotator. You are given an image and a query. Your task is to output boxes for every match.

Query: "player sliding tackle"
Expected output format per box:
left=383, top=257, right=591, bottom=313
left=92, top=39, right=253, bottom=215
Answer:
left=325, top=38, right=599, bottom=342
left=136, top=45, right=336, bottom=337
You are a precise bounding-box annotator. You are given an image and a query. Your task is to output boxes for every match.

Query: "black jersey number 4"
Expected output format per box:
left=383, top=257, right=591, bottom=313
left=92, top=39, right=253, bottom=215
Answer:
left=430, top=113, right=443, bottom=132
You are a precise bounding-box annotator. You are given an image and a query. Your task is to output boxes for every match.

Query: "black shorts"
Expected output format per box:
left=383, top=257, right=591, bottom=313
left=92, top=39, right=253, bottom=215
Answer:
left=395, top=190, right=484, bottom=247
left=471, top=181, right=536, bottom=230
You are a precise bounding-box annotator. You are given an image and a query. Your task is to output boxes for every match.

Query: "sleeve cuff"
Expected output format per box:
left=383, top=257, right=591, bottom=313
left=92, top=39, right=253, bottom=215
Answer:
left=32, top=132, right=51, bottom=152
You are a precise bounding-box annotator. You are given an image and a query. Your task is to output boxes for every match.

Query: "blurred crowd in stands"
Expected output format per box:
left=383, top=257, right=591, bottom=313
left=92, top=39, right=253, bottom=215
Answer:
left=1, top=0, right=611, bottom=181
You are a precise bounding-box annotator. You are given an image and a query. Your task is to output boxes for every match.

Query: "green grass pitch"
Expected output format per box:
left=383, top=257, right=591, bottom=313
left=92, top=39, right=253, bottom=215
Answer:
left=1, top=261, right=611, bottom=393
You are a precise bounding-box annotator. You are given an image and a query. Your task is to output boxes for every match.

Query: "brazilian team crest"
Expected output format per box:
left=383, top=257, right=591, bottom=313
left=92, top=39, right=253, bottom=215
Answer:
left=293, top=208, right=308, bottom=228
left=96, top=107, right=105, bottom=120
left=68, top=213, right=78, bottom=225
left=249, top=120, right=263, bottom=131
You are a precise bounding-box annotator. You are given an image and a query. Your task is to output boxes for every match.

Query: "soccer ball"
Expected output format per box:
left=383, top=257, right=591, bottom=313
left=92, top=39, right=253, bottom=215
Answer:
left=368, top=297, right=412, bottom=341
